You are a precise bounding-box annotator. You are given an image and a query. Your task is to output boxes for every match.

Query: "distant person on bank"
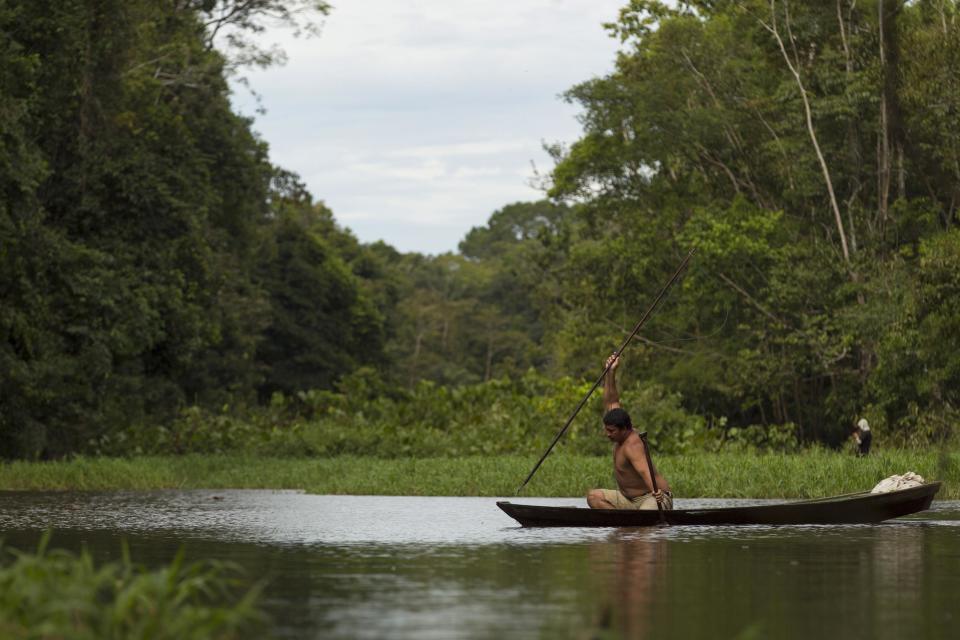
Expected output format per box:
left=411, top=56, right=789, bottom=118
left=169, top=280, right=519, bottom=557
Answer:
left=853, top=418, right=872, bottom=456
left=586, top=353, right=673, bottom=510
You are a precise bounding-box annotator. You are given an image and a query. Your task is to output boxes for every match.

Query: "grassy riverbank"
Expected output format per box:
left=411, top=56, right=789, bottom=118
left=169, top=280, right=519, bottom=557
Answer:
left=2, top=450, right=958, bottom=499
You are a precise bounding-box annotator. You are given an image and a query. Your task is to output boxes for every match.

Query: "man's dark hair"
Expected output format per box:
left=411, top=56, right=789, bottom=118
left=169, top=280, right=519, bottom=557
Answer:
left=603, top=408, right=632, bottom=429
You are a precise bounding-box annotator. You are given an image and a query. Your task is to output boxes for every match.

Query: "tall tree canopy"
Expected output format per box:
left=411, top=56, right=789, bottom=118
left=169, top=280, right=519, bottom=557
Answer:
left=543, top=0, right=960, bottom=444
left=0, top=0, right=370, bottom=458
left=3, top=0, right=959, bottom=459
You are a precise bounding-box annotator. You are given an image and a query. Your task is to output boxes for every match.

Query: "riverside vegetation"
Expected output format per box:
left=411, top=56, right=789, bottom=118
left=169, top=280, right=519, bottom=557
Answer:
left=0, top=534, right=264, bottom=639
left=0, top=0, right=957, bottom=507
left=3, top=451, right=959, bottom=499
left=3, top=0, right=960, bottom=464
left=7, top=371, right=959, bottom=498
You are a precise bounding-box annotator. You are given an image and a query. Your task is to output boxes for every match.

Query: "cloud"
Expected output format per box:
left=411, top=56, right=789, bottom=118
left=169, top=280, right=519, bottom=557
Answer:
left=348, top=159, right=447, bottom=181
left=386, top=140, right=531, bottom=159
left=232, top=0, right=624, bottom=254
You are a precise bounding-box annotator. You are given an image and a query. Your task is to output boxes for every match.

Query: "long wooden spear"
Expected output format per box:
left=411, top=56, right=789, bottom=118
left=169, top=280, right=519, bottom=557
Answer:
left=515, top=247, right=696, bottom=495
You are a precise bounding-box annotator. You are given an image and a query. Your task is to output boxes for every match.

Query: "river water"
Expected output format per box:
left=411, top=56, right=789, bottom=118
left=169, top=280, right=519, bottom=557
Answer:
left=0, top=490, right=957, bottom=639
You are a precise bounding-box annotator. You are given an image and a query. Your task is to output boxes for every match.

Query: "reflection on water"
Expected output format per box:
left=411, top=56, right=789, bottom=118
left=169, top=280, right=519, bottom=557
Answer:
left=583, top=531, right=666, bottom=640
left=0, top=491, right=958, bottom=639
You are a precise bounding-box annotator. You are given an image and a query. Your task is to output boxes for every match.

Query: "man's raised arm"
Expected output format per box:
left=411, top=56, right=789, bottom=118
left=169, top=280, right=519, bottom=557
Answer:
left=603, top=353, right=622, bottom=411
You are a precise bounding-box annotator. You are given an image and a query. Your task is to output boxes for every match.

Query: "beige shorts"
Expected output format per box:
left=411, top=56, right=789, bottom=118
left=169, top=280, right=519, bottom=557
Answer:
left=599, top=489, right=674, bottom=511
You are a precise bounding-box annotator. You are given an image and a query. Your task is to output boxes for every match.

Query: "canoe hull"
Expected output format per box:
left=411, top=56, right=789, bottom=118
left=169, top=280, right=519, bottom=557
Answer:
left=497, top=482, right=941, bottom=527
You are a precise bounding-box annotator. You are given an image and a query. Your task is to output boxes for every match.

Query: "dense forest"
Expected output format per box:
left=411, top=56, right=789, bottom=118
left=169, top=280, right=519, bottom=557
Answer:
left=2, top=0, right=959, bottom=459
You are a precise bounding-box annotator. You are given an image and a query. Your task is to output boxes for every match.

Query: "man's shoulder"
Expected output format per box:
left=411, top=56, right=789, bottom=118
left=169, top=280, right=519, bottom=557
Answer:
left=622, top=432, right=645, bottom=452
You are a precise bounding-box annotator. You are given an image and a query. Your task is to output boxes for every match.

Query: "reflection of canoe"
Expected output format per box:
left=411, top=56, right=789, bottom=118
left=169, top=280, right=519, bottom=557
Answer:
left=497, top=482, right=941, bottom=528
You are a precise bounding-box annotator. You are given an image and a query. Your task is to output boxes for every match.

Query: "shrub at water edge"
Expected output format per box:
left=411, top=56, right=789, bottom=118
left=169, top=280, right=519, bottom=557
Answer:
left=0, top=533, right=266, bottom=639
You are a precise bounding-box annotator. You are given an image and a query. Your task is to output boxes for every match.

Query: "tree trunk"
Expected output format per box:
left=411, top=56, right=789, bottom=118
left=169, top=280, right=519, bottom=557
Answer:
left=838, top=0, right=861, bottom=254
left=877, top=0, right=892, bottom=226
left=484, top=334, right=494, bottom=382
left=766, top=0, right=851, bottom=265
left=410, top=328, right=424, bottom=386
left=877, top=0, right=906, bottom=228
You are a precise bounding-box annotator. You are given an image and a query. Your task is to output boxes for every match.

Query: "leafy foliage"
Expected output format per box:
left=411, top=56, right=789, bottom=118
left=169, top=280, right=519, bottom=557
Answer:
left=0, top=0, right=370, bottom=458
left=91, top=369, right=730, bottom=458
left=539, top=0, right=960, bottom=447
left=3, top=0, right=960, bottom=459
left=0, top=534, right=264, bottom=639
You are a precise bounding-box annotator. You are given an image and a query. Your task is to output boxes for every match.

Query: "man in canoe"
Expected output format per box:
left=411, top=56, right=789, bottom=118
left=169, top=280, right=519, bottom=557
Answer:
left=586, top=353, right=673, bottom=511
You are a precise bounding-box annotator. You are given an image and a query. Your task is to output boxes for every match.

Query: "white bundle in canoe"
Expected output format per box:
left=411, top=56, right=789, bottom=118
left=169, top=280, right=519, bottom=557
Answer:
left=871, top=472, right=925, bottom=494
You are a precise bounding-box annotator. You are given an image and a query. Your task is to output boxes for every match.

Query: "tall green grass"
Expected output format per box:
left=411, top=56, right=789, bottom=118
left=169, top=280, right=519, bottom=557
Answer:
left=0, top=533, right=264, bottom=639
left=2, top=450, right=957, bottom=498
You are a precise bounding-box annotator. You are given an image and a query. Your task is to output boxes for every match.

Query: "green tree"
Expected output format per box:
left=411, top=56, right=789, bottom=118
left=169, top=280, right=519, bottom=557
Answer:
left=0, top=0, right=336, bottom=456
left=543, top=0, right=960, bottom=444
left=256, top=200, right=384, bottom=398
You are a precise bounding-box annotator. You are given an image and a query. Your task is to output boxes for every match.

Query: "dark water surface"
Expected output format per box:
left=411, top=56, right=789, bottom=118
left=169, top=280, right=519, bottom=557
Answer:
left=1, top=491, right=958, bottom=639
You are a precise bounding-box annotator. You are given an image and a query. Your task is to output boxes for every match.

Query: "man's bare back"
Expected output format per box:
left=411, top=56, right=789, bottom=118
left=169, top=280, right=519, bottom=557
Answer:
left=613, top=431, right=670, bottom=498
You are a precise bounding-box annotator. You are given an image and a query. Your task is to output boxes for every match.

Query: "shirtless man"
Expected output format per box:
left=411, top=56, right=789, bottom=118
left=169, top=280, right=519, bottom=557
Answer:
left=586, top=353, right=673, bottom=510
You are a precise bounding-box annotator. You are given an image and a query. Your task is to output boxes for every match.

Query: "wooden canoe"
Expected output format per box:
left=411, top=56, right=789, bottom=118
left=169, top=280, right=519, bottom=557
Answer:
left=497, top=482, right=941, bottom=527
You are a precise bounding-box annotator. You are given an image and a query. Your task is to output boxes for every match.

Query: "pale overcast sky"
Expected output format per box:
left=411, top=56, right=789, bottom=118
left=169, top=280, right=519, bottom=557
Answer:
left=231, top=0, right=625, bottom=255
